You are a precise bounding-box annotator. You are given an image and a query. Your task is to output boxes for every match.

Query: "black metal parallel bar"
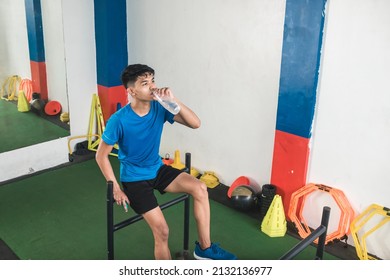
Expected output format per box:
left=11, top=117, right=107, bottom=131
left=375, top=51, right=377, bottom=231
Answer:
left=184, top=197, right=190, bottom=251
left=315, top=206, right=330, bottom=260
left=280, top=226, right=326, bottom=260
left=280, top=206, right=331, bottom=260
left=114, top=194, right=189, bottom=231
left=107, top=181, right=114, bottom=260
left=183, top=153, right=191, bottom=251
left=185, top=153, right=191, bottom=168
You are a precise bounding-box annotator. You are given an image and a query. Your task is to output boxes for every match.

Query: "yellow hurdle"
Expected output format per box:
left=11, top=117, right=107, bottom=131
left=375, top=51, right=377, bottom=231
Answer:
left=350, top=204, right=390, bottom=260
left=1, top=75, right=21, bottom=101
left=67, top=94, right=118, bottom=160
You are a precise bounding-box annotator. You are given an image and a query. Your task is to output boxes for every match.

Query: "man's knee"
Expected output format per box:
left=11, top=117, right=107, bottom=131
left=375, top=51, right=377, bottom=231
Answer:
left=153, top=221, right=170, bottom=241
left=193, top=180, right=208, bottom=201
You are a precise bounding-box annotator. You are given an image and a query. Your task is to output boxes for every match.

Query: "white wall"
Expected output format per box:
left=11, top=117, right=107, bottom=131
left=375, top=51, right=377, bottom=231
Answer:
left=0, top=138, right=69, bottom=181
left=61, top=0, right=97, bottom=138
left=307, top=0, right=390, bottom=259
left=0, top=0, right=30, bottom=81
left=127, top=0, right=286, bottom=187
left=41, top=0, right=69, bottom=111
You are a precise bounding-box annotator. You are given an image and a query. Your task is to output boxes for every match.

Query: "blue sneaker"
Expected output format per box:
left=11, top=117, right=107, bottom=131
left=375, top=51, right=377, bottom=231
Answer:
left=193, top=241, right=237, bottom=260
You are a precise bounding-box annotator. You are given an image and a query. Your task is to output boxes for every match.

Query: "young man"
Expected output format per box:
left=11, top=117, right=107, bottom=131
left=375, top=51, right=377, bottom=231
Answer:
left=95, top=64, right=236, bottom=260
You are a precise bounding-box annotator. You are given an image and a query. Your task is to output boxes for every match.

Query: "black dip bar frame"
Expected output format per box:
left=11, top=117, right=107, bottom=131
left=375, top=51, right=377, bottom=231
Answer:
left=107, top=153, right=192, bottom=260
left=280, top=206, right=331, bottom=260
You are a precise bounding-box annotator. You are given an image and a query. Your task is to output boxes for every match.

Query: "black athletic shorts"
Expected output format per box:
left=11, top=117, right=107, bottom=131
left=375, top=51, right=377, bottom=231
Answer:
left=121, top=164, right=184, bottom=214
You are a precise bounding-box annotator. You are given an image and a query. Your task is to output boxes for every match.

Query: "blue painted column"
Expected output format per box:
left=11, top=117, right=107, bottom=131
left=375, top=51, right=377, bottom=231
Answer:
left=271, top=0, right=327, bottom=215
left=94, top=0, right=128, bottom=122
left=25, top=0, right=48, bottom=101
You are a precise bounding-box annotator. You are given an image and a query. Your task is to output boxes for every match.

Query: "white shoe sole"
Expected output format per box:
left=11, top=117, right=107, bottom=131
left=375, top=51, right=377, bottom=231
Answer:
left=193, top=251, right=212, bottom=260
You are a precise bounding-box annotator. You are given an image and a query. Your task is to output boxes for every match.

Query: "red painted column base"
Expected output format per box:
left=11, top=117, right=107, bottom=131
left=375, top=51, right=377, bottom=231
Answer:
left=97, top=85, right=127, bottom=123
left=270, top=130, right=310, bottom=218
left=30, top=61, right=48, bottom=101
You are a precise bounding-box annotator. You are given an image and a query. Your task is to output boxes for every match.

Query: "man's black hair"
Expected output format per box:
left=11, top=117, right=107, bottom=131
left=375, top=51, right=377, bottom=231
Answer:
left=121, top=64, right=155, bottom=88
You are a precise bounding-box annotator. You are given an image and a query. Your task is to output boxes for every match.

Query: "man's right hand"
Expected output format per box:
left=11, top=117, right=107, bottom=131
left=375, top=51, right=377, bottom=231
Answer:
left=113, top=186, right=130, bottom=212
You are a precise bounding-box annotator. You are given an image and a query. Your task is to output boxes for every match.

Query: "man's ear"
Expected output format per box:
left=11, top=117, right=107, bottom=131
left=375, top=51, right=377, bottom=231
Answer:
left=127, top=87, right=136, bottom=96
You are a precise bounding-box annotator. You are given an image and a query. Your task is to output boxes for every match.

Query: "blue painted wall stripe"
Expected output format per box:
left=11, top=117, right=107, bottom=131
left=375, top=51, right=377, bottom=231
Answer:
left=275, top=0, right=327, bottom=138
left=25, top=0, right=45, bottom=62
left=94, top=0, right=128, bottom=87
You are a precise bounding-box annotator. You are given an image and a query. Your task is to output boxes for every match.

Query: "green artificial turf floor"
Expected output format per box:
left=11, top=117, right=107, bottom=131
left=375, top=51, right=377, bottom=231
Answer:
left=0, top=157, right=341, bottom=260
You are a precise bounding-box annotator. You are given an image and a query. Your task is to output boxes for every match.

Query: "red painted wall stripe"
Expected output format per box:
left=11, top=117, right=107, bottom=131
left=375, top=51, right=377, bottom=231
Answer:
left=271, top=130, right=310, bottom=214
left=97, top=85, right=127, bottom=123
left=30, top=61, right=48, bottom=100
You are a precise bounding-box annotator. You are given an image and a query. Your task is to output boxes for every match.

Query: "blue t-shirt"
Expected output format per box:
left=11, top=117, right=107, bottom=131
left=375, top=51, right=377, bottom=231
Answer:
left=102, top=101, right=175, bottom=182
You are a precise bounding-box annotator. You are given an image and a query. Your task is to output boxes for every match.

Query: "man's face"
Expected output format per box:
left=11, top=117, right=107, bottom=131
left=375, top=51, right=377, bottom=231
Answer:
left=128, top=73, right=155, bottom=101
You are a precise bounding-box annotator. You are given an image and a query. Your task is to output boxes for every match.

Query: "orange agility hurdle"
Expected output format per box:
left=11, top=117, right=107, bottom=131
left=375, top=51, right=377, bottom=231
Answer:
left=288, top=183, right=355, bottom=245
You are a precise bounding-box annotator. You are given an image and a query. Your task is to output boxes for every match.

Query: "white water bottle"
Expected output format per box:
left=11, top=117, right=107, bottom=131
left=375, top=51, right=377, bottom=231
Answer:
left=152, top=92, right=181, bottom=115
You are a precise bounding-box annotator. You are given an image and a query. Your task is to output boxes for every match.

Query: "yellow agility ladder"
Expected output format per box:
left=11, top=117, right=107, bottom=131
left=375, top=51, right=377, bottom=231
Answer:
left=67, top=93, right=118, bottom=161
left=350, top=204, right=390, bottom=260
left=1, top=75, right=21, bottom=101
